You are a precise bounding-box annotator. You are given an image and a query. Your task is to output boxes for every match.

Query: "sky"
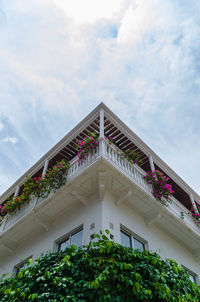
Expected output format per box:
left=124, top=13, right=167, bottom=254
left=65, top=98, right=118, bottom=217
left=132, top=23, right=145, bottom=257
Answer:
left=0, top=0, right=200, bottom=197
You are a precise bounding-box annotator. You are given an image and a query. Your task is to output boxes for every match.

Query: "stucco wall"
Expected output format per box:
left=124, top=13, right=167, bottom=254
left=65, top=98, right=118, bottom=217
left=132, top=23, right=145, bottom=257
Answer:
left=0, top=191, right=199, bottom=282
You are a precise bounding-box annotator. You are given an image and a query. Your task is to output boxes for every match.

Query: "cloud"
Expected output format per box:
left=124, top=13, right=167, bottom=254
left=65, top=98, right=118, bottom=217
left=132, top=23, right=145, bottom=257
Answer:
left=0, top=122, right=4, bottom=131
left=0, top=0, right=200, bottom=197
left=2, top=136, right=18, bottom=144
left=53, top=0, right=123, bottom=23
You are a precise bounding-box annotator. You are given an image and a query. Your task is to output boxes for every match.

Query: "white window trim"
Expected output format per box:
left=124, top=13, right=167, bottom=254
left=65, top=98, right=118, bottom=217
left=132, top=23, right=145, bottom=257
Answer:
left=120, top=224, right=148, bottom=251
left=54, top=225, right=83, bottom=252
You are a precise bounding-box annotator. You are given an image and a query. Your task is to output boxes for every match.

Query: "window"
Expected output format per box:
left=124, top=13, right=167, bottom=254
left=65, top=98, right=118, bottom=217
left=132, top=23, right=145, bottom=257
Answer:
left=120, top=228, right=146, bottom=251
left=14, top=256, right=32, bottom=275
left=183, top=266, right=198, bottom=284
left=57, top=227, right=83, bottom=252
left=188, top=272, right=197, bottom=284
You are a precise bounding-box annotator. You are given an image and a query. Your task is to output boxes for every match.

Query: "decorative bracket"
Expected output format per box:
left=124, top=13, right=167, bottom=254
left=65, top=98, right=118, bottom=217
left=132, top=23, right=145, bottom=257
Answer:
left=144, top=210, right=162, bottom=227
left=71, top=188, right=88, bottom=206
left=115, top=189, right=132, bottom=206
left=34, top=213, right=51, bottom=231
left=98, top=171, right=106, bottom=201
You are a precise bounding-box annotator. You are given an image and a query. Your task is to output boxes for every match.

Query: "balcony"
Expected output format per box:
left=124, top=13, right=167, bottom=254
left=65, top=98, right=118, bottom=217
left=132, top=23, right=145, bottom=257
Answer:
left=0, top=138, right=199, bottom=247
left=0, top=103, right=200, bottom=259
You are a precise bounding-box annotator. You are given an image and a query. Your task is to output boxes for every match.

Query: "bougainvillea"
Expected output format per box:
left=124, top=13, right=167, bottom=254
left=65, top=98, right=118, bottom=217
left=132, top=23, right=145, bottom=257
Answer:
left=121, top=149, right=143, bottom=167
left=76, top=132, right=98, bottom=164
left=44, top=159, right=70, bottom=192
left=0, top=194, right=30, bottom=217
left=189, top=204, right=200, bottom=225
left=0, top=232, right=199, bottom=302
left=0, top=159, right=69, bottom=219
left=104, top=136, right=114, bottom=144
left=144, top=170, right=174, bottom=205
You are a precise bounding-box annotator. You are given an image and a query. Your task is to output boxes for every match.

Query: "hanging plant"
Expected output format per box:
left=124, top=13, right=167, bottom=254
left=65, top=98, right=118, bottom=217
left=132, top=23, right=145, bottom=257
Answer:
left=76, top=132, right=98, bottom=164
left=144, top=170, right=174, bottom=205
left=0, top=159, right=69, bottom=219
left=121, top=149, right=143, bottom=167
left=104, top=136, right=114, bottom=144
left=189, top=205, right=200, bottom=225
left=44, top=159, right=70, bottom=192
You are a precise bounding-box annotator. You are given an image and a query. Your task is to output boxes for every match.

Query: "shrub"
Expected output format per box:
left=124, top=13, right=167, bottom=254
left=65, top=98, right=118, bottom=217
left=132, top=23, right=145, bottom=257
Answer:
left=0, top=233, right=199, bottom=302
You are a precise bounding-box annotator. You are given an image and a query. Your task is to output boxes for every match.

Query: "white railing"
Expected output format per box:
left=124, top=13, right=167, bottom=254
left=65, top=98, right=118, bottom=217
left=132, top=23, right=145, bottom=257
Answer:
left=0, top=139, right=199, bottom=235
left=103, top=139, right=199, bottom=233
left=0, top=147, right=100, bottom=234
left=169, top=196, right=200, bottom=234
left=104, top=139, right=152, bottom=195
left=0, top=198, right=37, bottom=233
left=68, top=145, right=100, bottom=181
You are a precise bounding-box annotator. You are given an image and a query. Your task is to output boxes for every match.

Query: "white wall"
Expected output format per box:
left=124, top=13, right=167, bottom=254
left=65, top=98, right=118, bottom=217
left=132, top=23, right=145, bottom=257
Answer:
left=0, top=190, right=199, bottom=282
left=0, top=194, right=101, bottom=276
left=101, top=191, right=200, bottom=278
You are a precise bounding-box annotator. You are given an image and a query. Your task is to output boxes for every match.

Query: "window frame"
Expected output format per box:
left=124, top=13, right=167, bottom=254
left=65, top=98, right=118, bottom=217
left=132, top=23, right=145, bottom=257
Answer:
left=55, top=225, right=83, bottom=252
left=120, top=225, right=148, bottom=251
left=13, top=256, right=32, bottom=275
left=182, top=265, right=199, bottom=285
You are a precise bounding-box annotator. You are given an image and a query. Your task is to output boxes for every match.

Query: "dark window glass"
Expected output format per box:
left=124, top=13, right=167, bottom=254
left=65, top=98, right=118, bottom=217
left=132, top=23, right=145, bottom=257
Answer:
left=15, top=258, right=31, bottom=275
left=71, top=229, right=83, bottom=247
left=58, top=238, right=70, bottom=251
left=133, top=238, right=145, bottom=251
left=120, top=231, right=132, bottom=248
left=121, top=229, right=146, bottom=251
left=58, top=229, right=83, bottom=251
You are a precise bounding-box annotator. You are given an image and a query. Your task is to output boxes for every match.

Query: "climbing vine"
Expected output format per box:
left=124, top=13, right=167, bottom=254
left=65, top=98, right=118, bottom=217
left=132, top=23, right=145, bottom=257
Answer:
left=0, top=232, right=199, bottom=302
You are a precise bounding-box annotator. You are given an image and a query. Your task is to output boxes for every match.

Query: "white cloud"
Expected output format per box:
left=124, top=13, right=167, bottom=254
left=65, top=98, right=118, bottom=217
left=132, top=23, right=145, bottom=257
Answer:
left=53, top=0, right=123, bottom=23
left=2, top=136, right=18, bottom=144
left=0, top=0, right=200, bottom=196
left=0, top=122, right=4, bottom=131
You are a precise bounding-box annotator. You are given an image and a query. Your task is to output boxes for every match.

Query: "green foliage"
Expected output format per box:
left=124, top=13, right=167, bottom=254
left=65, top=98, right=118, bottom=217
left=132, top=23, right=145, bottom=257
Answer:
left=121, top=149, right=143, bottom=167
left=189, top=204, right=200, bottom=225
left=180, top=211, right=185, bottom=220
left=24, top=158, right=70, bottom=199
left=0, top=159, right=69, bottom=218
left=0, top=233, right=199, bottom=302
left=76, top=132, right=98, bottom=164
left=144, top=170, right=174, bottom=205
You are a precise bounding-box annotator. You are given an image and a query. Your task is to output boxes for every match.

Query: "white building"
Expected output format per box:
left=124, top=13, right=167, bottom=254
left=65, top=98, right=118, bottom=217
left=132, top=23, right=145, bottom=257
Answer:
left=0, top=103, right=199, bottom=283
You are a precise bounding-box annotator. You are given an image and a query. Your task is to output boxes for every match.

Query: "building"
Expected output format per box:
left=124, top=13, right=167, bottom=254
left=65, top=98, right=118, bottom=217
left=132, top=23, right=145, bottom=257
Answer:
left=0, top=103, right=199, bottom=283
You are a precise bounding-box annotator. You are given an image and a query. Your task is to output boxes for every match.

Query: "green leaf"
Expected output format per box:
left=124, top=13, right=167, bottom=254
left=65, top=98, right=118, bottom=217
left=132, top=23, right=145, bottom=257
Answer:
left=0, top=231, right=199, bottom=301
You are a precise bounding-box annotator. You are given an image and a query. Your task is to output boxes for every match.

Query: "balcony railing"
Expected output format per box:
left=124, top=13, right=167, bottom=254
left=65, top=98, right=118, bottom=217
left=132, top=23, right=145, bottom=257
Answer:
left=0, top=138, right=199, bottom=235
left=104, top=139, right=152, bottom=195
left=169, top=196, right=200, bottom=234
